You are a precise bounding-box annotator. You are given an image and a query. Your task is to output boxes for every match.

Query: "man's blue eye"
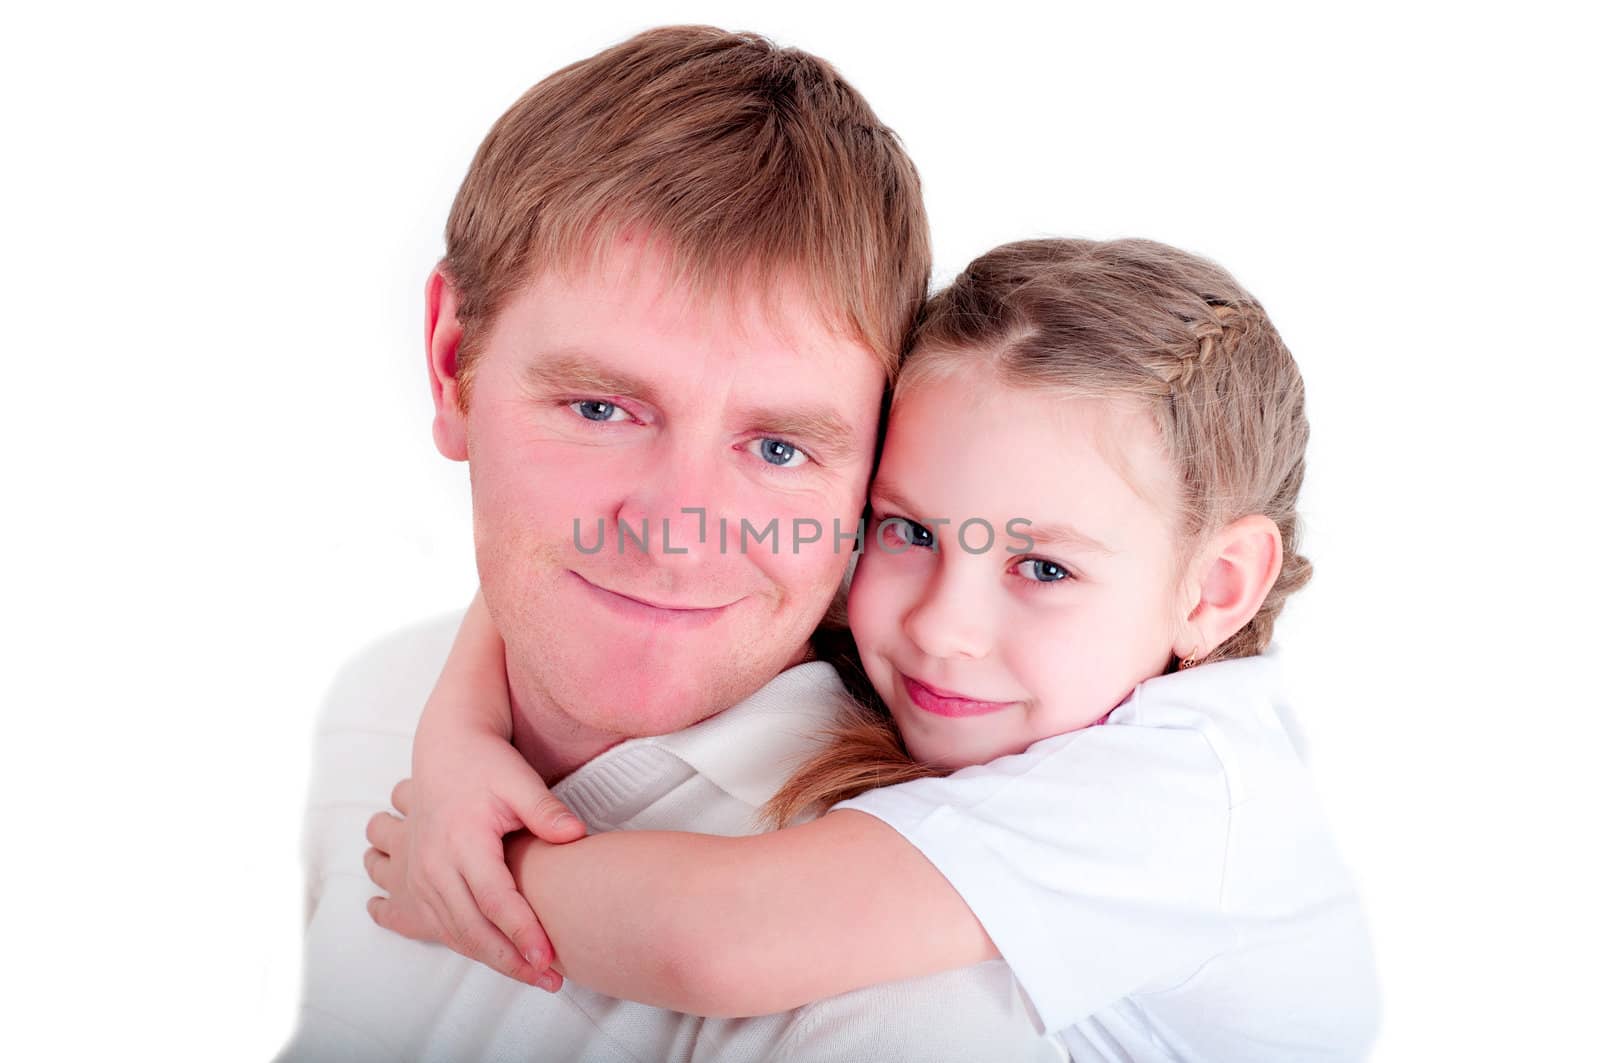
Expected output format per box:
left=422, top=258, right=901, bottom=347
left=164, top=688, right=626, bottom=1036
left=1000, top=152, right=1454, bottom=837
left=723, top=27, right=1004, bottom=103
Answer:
left=1018, top=558, right=1070, bottom=583
left=572, top=400, right=627, bottom=422
left=756, top=438, right=809, bottom=468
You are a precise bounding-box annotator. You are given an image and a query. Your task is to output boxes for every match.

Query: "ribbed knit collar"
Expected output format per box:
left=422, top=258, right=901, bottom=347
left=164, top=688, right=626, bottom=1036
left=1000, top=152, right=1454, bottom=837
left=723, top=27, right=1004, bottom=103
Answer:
left=550, top=661, right=848, bottom=827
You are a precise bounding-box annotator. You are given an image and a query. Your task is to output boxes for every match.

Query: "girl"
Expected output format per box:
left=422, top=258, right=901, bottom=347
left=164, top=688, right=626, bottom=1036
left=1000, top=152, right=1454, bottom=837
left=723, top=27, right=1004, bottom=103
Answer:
left=364, top=238, right=1379, bottom=1061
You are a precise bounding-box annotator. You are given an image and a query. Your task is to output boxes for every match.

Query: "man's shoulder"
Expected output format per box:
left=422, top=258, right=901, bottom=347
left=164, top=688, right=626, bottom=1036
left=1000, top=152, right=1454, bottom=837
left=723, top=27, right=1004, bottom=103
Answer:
left=315, top=609, right=465, bottom=735
left=770, top=959, right=1054, bottom=1061
left=299, top=611, right=465, bottom=921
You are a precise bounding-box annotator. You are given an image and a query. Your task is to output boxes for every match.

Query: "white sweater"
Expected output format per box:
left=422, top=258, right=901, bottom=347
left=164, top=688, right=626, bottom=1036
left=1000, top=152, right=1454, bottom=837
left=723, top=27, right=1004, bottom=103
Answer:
left=277, top=611, right=1060, bottom=1063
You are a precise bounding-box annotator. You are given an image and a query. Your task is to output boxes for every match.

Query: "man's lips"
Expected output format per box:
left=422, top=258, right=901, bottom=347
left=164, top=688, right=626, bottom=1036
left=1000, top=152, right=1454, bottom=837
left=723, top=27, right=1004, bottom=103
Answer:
left=568, top=571, right=741, bottom=626
left=900, top=673, right=1017, bottom=718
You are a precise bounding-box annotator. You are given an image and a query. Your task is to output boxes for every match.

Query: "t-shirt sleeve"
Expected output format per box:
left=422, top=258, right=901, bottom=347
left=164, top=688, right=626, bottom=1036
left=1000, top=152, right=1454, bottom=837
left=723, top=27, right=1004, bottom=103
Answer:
left=832, top=724, right=1234, bottom=1036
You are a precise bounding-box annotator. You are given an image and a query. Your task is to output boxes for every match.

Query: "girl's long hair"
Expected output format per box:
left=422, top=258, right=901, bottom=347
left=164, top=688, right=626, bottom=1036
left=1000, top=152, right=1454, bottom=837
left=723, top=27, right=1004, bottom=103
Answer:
left=762, top=239, right=1312, bottom=829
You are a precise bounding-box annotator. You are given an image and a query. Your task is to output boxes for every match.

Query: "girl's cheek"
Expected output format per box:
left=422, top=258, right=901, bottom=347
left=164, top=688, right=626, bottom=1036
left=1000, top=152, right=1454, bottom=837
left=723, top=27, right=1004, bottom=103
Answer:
left=845, top=553, right=877, bottom=639
left=847, top=552, right=899, bottom=647
left=846, top=549, right=874, bottom=613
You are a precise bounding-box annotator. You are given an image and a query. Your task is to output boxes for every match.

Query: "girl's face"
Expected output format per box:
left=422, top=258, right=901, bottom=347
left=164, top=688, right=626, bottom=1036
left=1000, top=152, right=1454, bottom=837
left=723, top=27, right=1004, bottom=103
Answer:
left=848, top=367, right=1189, bottom=769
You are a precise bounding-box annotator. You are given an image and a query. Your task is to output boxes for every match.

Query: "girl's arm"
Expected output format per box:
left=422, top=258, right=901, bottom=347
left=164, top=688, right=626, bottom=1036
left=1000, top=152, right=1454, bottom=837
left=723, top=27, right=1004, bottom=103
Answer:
left=384, top=589, right=587, bottom=989
left=414, top=588, right=515, bottom=745
left=507, top=809, right=999, bottom=1017
left=382, top=592, right=996, bottom=1011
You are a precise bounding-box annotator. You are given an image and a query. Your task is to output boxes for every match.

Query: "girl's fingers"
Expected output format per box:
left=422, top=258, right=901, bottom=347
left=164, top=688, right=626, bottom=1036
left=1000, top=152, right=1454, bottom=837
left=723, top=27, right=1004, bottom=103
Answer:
left=468, top=860, right=559, bottom=978
left=438, top=871, right=547, bottom=989
left=363, top=846, right=392, bottom=890
left=365, top=810, right=402, bottom=853
left=368, top=895, right=428, bottom=942
left=510, top=785, right=586, bottom=845
left=391, top=778, right=414, bottom=816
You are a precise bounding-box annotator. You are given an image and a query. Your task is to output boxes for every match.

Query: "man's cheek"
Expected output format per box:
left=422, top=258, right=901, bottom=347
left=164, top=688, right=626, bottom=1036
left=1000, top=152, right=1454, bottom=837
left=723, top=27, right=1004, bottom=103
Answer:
left=482, top=465, right=602, bottom=541
left=766, top=535, right=850, bottom=609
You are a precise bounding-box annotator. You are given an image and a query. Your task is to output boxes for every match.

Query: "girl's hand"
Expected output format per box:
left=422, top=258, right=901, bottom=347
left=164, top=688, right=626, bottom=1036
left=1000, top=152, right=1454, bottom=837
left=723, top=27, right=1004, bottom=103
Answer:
left=364, top=780, right=446, bottom=945
left=365, top=587, right=587, bottom=989
left=365, top=737, right=586, bottom=991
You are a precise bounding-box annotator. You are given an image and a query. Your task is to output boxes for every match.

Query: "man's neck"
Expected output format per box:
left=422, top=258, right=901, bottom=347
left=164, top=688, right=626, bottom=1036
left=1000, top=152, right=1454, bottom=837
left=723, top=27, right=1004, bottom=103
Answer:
left=504, top=634, right=819, bottom=786
left=503, top=658, right=625, bottom=787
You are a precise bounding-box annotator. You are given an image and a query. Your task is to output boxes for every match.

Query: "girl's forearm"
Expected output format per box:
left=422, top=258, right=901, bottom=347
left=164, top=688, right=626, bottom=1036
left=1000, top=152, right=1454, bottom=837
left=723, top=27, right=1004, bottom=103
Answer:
left=507, top=830, right=742, bottom=1012
left=506, top=811, right=998, bottom=1017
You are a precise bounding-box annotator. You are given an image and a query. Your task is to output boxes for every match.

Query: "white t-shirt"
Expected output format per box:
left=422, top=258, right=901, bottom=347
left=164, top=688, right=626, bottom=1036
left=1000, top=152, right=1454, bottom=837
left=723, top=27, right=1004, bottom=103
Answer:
left=834, top=649, right=1380, bottom=1062
left=278, top=612, right=1062, bottom=1063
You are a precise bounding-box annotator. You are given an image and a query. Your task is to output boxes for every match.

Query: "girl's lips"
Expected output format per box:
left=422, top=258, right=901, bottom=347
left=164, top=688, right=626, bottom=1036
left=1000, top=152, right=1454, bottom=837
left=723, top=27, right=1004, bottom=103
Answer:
left=901, top=673, right=1016, bottom=718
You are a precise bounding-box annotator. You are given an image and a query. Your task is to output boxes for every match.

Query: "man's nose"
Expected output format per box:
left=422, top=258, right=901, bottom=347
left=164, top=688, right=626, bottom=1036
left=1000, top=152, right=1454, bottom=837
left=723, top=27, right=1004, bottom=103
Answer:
left=902, top=559, right=995, bottom=661
left=613, top=436, right=731, bottom=563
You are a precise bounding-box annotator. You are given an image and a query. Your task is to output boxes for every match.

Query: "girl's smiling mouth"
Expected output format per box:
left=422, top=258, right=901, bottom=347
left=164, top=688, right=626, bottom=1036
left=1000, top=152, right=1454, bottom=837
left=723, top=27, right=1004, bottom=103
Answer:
left=900, top=673, right=1017, bottom=718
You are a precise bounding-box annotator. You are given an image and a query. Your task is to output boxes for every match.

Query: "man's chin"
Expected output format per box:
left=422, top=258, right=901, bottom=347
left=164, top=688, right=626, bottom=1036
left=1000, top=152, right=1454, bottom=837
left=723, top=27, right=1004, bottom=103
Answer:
left=503, top=576, right=819, bottom=738
left=558, top=660, right=749, bottom=737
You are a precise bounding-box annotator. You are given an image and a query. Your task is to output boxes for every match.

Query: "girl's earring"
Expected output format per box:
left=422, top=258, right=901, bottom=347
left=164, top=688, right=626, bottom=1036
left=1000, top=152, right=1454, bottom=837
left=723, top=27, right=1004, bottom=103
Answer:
left=1179, top=652, right=1201, bottom=670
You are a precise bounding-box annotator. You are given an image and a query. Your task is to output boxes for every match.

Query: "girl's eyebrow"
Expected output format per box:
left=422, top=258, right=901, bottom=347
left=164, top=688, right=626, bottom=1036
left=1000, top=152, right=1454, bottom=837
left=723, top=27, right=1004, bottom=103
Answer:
left=872, top=479, right=1114, bottom=555
left=866, top=479, right=919, bottom=515
left=1018, top=520, right=1114, bottom=556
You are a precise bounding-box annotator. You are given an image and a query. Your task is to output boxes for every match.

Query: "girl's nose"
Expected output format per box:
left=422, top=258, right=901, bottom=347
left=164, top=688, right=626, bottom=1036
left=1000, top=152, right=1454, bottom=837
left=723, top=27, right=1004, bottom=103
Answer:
left=902, top=565, right=994, bottom=661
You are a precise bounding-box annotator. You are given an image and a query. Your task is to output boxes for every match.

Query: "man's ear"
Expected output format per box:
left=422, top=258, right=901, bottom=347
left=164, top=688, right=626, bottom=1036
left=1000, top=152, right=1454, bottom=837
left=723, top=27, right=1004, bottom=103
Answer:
left=425, top=265, right=469, bottom=462
left=1176, top=515, right=1284, bottom=659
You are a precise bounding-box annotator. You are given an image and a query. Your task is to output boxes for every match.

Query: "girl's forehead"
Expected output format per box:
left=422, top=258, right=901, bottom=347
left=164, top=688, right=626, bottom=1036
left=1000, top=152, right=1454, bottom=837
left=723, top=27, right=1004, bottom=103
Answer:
left=878, top=378, right=1181, bottom=540
left=888, top=373, right=1163, bottom=468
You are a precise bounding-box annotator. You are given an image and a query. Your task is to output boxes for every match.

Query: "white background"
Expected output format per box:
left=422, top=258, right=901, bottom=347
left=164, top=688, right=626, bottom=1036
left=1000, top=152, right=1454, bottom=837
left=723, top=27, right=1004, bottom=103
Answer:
left=4, top=2, right=1594, bottom=1059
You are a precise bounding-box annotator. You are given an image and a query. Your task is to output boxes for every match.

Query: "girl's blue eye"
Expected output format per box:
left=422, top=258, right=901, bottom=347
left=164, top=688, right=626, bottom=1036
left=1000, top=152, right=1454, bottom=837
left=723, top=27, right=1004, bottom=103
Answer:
left=571, top=400, right=629, bottom=423
left=1017, top=558, right=1070, bottom=583
left=754, top=438, right=809, bottom=468
left=884, top=517, right=936, bottom=549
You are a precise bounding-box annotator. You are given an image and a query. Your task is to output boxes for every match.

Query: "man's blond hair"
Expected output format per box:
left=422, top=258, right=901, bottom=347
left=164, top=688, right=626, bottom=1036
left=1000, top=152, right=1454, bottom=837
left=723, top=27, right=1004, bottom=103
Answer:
left=443, top=25, right=931, bottom=405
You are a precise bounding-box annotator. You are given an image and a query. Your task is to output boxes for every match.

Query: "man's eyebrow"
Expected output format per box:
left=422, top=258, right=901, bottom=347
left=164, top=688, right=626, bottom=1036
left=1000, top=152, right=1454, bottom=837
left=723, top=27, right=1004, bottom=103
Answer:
left=525, top=351, right=861, bottom=463
left=521, top=351, right=663, bottom=405
left=738, top=405, right=861, bottom=463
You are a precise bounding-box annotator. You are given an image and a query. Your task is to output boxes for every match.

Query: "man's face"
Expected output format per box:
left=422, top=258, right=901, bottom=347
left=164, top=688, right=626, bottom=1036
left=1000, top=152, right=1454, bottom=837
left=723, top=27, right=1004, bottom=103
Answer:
left=430, top=241, right=884, bottom=744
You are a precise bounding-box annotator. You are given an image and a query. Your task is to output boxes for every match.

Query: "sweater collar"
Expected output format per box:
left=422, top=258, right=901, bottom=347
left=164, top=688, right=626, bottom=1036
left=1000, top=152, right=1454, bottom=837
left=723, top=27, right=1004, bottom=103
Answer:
left=551, top=661, right=848, bottom=822
left=645, top=661, right=849, bottom=808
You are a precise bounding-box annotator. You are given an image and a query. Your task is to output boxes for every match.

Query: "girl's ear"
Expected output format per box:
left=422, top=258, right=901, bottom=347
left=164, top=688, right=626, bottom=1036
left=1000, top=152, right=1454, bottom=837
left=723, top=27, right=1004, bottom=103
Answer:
left=1176, top=515, right=1284, bottom=659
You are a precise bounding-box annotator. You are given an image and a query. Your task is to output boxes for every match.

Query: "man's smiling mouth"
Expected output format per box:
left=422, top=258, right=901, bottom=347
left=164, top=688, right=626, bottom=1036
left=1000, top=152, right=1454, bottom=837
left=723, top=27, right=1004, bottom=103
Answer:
left=569, top=571, right=743, bottom=625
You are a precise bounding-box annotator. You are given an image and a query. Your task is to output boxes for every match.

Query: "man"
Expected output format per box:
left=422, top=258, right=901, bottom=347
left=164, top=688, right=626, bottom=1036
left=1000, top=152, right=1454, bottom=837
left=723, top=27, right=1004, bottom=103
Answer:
left=280, top=26, right=1054, bottom=1062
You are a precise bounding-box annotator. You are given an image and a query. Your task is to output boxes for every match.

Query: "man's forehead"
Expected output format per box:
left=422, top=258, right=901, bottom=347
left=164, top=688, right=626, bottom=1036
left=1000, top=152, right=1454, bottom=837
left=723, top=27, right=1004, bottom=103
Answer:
left=498, top=268, right=884, bottom=408
left=515, top=230, right=873, bottom=364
